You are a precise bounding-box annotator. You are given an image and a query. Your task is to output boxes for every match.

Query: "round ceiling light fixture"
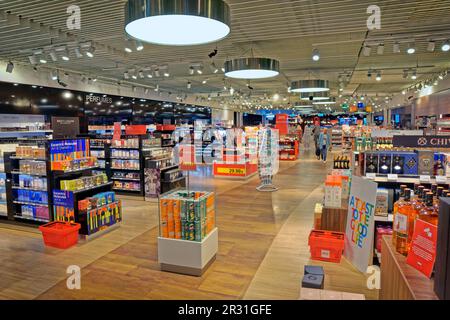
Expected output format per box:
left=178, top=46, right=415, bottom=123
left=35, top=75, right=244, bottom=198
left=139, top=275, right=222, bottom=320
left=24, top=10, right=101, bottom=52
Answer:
left=300, top=91, right=330, bottom=101
left=290, top=80, right=330, bottom=93
left=124, top=0, right=231, bottom=46
left=224, top=58, right=280, bottom=79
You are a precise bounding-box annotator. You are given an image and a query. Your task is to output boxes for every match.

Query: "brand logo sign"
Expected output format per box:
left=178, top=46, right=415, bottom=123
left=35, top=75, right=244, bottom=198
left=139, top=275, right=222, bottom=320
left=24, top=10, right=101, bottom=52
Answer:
left=393, top=136, right=450, bottom=148
left=85, top=95, right=113, bottom=104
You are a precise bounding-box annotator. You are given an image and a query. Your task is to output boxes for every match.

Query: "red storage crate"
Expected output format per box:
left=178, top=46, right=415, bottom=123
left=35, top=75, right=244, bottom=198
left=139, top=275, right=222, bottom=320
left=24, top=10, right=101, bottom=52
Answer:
left=308, top=230, right=345, bottom=263
left=39, top=221, right=81, bottom=249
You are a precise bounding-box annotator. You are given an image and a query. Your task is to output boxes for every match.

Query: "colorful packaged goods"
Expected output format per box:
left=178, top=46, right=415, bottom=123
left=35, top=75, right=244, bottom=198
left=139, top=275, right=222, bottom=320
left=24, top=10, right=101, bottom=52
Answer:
left=59, top=173, right=108, bottom=191
left=19, top=160, right=46, bottom=175
left=159, top=190, right=215, bottom=242
left=15, top=146, right=46, bottom=159
left=324, top=175, right=342, bottom=208
left=49, top=139, right=97, bottom=171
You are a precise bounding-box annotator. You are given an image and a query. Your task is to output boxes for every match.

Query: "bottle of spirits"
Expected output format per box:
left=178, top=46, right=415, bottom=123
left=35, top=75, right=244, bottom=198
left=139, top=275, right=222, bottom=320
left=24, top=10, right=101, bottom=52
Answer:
left=419, top=192, right=439, bottom=226
left=392, top=185, right=407, bottom=247
left=395, top=188, right=414, bottom=255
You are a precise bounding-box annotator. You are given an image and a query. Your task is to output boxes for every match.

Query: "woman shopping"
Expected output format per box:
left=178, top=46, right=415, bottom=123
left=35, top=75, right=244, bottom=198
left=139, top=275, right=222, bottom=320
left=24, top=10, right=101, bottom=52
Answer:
left=318, top=128, right=331, bottom=163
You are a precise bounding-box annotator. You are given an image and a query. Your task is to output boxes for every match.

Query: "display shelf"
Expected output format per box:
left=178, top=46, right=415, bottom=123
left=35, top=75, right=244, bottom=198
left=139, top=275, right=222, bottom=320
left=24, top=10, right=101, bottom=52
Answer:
left=13, top=200, right=48, bottom=207
left=111, top=167, right=140, bottom=171
left=52, top=166, right=99, bottom=174
left=69, top=181, right=114, bottom=194
left=110, top=157, right=140, bottom=160
left=10, top=156, right=46, bottom=161
left=364, top=175, right=447, bottom=185
left=11, top=171, right=47, bottom=177
left=113, top=187, right=141, bottom=192
left=110, top=146, right=140, bottom=150
left=111, top=177, right=141, bottom=181
left=12, top=186, right=47, bottom=192
left=13, top=215, right=49, bottom=223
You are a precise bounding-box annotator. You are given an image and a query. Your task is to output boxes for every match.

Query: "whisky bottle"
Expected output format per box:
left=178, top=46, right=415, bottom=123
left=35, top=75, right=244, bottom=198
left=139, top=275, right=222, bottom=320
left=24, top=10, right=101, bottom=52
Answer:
left=418, top=192, right=439, bottom=226
left=395, top=188, right=414, bottom=255
left=392, top=184, right=407, bottom=247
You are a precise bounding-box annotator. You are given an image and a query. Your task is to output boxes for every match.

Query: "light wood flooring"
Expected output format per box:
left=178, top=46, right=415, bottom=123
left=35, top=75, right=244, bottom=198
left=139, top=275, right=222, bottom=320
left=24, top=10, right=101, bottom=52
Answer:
left=0, top=151, right=379, bottom=300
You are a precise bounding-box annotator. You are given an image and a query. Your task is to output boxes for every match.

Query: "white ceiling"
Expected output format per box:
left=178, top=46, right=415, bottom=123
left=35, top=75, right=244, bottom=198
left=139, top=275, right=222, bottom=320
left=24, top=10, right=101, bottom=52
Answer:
left=1, top=0, right=450, bottom=111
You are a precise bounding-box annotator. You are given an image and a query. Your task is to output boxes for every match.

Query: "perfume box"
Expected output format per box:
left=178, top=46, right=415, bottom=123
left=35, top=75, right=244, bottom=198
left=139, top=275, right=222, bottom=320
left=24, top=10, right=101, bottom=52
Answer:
left=378, top=153, right=392, bottom=175
left=392, top=152, right=418, bottom=175
left=418, top=150, right=434, bottom=176
left=364, top=152, right=379, bottom=175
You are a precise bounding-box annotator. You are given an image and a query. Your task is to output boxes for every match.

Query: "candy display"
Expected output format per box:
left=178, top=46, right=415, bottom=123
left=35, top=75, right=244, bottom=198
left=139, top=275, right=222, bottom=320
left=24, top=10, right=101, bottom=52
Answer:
left=159, top=190, right=215, bottom=242
left=51, top=156, right=98, bottom=172
left=112, top=172, right=140, bottom=180
left=113, top=180, right=141, bottom=191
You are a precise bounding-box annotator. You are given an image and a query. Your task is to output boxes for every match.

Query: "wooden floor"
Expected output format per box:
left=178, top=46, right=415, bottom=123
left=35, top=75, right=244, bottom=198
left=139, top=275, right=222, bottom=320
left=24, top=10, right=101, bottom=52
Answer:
left=0, top=151, right=379, bottom=300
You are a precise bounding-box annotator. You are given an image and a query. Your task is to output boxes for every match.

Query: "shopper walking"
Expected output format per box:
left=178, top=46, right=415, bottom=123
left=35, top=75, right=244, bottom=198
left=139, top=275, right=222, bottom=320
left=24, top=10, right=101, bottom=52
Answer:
left=313, top=125, right=321, bottom=159
left=318, top=128, right=331, bottom=163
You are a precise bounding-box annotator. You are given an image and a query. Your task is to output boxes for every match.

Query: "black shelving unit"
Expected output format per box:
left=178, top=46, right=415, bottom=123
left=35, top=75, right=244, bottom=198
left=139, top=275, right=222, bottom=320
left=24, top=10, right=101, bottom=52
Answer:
left=109, top=135, right=145, bottom=196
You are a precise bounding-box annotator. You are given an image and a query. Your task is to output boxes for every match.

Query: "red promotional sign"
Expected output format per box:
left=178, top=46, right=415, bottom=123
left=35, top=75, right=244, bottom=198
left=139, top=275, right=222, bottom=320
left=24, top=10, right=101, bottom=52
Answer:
left=275, top=114, right=289, bottom=135
left=125, top=125, right=147, bottom=135
left=313, top=116, right=320, bottom=126
left=179, top=145, right=197, bottom=171
left=406, top=219, right=437, bottom=278
left=113, top=122, right=121, bottom=140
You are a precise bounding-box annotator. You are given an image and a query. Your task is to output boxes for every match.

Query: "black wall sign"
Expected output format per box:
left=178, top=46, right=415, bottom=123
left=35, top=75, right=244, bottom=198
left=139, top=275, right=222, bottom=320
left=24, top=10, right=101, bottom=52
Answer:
left=393, top=135, right=450, bottom=148
left=52, top=116, right=80, bottom=139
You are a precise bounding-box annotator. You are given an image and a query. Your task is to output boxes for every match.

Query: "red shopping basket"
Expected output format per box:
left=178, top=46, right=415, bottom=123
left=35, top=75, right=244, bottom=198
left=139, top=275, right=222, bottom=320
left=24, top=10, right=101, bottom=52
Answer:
left=308, top=230, right=345, bottom=263
left=39, top=221, right=81, bottom=249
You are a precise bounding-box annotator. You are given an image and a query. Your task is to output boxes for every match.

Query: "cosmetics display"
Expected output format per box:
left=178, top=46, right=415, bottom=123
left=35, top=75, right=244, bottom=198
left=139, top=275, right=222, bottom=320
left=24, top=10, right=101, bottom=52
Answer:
left=159, top=190, right=215, bottom=242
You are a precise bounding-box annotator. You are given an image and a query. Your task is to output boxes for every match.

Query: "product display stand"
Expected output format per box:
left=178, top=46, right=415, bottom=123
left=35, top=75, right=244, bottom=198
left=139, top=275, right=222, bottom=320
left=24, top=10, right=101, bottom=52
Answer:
left=157, top=189, right=218, bottom=276
left=257, top=127, right=279, bottom=192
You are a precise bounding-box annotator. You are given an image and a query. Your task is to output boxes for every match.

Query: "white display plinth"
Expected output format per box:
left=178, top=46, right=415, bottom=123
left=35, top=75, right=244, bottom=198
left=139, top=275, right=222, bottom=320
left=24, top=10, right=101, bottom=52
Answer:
left=158, top=227, right=218, bottom=276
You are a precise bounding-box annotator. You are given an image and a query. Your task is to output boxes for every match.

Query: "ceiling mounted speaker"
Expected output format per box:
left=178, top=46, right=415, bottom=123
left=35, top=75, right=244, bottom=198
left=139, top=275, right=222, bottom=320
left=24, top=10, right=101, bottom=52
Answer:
left=224, top=58, right=280, bottom=79
left=290, top=80, right=330, bottom=93
left=124, top=0, right=231, bottom=46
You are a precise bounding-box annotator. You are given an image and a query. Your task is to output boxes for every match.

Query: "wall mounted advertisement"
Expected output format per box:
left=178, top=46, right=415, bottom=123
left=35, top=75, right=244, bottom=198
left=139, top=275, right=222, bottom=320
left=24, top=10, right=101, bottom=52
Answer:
left=344, top=175, right=378, bottom=273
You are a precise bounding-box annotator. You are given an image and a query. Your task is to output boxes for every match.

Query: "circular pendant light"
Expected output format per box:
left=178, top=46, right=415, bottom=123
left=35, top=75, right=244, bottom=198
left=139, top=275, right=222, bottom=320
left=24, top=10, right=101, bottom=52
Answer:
left=290, top=80, right=330, bottom=93
left=125, top=0, right=231, bottom=46
left=224, top=58, right=280, bottom=79
left=300, top=91, right=330, bottom=101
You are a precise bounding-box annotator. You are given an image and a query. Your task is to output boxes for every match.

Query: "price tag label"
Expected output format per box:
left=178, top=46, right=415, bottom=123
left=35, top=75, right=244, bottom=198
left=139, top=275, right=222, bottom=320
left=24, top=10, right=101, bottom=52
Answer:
left=365, top=173, right=376, bottom=180
left=420, top=175, right=431, bottom=183
left=387, top=174, right=398, bottom=181
left=436, top=176, right=447, bottom=184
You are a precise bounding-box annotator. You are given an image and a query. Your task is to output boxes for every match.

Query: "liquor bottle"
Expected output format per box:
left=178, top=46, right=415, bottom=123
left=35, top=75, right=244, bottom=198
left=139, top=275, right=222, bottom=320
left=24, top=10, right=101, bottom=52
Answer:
left=418, top=192, right=438, bottom=226
left=392, top=155, right=403, bottom=174
left=434, top=159, right=445, bottom=177
left=431, top=184, right=438, bottom=197
left=395, top=188, right=414, bottom=255
left=392, top=185, right=408, bottom=247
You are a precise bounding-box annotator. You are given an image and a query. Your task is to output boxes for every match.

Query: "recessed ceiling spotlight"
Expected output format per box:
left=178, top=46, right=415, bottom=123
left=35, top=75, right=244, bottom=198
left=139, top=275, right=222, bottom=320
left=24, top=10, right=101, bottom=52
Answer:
left=202, top=79, right=208, bottom=84
left=377, top=43, right=384, bottom=55
left=74, top=47, right=83, bottom=58
left=6, top=61, right=14, bottom=73
left=131, top=73, right=138, bottom=80
left=147, top=72, right=153, bottom=78
left=124, top=0, right=230, bottom=46
left=393, top=42, right=400, bottom=53
left=164, top=71, right=170, bottom=77
left=442, top=40, right=450, bottom=52
left=50, top=70, right=58, bottom=81
left=406, top=43, right=416, bottom=54
left=135, top=40, right=144, bottom=51
left=427, top=40, right=436, bottom=52
left=49, top=50, right=58, bottom=62
left=376, top=71, right=382, bottom=81
left=61, top=49, right=70, bottom=61
left=312, top=48, right=320, bottom=61
left=362, top=45, right=371, bottom=56
left=411, top=69, right=417, bottom=80
left=86, top=47, right=95, bottom=58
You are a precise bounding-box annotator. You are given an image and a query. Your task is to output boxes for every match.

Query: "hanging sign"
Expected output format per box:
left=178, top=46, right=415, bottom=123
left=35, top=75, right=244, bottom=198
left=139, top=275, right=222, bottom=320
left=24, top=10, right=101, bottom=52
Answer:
left=406, top=219, right=437, bottom=278
left=344, top=175, right=378, bottom=273
left=393, top=135, right=450, bottom=148
left=113, top=122, right=121, bottom=140
left=125, top=125, right=147, bottom=135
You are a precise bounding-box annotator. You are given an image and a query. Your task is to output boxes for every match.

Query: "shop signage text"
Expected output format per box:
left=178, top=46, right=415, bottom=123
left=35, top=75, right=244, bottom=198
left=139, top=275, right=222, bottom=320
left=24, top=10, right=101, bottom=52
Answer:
left=393, top=136, right=450, bottom=148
